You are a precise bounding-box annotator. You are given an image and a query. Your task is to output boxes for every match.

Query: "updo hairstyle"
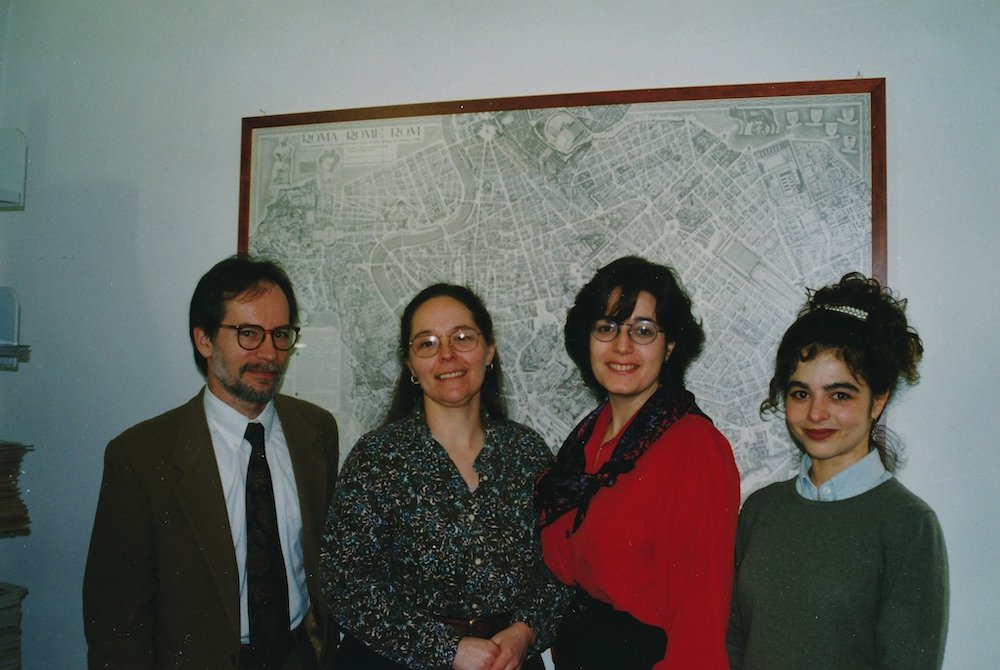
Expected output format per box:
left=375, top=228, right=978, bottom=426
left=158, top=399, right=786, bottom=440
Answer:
left=761, top=272, right=923, bottom=470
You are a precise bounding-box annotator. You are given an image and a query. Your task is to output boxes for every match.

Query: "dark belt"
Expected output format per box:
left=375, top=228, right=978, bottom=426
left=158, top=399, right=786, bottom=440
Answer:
left=434, top=612, right=511, bottom=639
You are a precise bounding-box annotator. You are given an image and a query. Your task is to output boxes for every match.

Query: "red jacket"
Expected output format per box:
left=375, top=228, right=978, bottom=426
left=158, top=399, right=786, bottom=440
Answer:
left=541, top=408, right=739, bottom=670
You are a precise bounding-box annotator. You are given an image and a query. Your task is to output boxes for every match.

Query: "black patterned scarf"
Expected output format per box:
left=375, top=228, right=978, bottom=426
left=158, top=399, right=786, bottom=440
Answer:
left=535, top=385, right=707, bottom=532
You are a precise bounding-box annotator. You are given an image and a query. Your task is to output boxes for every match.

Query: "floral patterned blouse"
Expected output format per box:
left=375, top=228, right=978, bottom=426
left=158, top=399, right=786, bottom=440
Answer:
left=320, top=411, right=571, bottom=669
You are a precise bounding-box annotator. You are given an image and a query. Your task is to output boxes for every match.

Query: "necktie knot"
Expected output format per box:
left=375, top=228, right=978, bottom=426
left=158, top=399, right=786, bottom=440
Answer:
left=245, top=422, right=265, bottom=449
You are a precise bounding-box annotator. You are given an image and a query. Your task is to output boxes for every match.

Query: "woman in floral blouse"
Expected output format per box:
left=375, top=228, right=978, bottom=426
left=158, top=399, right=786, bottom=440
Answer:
left=321, top=283, right=570, bottom=670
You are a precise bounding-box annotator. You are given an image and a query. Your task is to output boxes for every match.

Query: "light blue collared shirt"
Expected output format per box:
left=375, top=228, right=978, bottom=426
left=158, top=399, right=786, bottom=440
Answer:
left=795, top=449, right=892, bottom=501
left=202, top=388, right=308, bottom=641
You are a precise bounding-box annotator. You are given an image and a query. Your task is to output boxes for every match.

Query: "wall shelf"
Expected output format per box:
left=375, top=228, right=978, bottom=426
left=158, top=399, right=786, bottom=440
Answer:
left=0, top=345, right=29, bottom=362
left=0, top=129, right=27, bottom=211
left=0, top=289, right=27, bottom=370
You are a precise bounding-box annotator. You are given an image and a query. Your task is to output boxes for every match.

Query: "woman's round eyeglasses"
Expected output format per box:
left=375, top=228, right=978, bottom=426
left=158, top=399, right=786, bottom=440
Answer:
left=409, top=327, right=481, bottom=358
left=591, top=319, right=662, bottom=345
left=219, top=324, right=300, bottom=351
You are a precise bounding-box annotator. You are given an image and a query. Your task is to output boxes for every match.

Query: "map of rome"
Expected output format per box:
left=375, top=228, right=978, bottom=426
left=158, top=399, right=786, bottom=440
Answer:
left=245, top=88, right=876, bottom=497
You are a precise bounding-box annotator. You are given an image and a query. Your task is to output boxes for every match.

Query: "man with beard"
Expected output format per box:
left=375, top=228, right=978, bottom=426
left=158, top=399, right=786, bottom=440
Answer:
left=83, top=256, right=339, bottom=670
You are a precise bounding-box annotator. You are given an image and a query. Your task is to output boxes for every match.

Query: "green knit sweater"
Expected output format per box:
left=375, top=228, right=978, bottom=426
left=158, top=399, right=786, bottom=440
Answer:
left=727, top=478, right=948, bottom=669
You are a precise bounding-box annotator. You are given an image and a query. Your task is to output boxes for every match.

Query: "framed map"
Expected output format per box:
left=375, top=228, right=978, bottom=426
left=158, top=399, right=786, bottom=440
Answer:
left=239, top=78, right=885, bottom=495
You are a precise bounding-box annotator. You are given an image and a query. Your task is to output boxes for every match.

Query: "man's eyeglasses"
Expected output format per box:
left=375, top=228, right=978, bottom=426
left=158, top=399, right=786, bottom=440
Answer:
left=591, top=319, right=662, bottom=345
left=409, top=327, right=481, bottom=358
left=219, top=324, right=300, bottom=351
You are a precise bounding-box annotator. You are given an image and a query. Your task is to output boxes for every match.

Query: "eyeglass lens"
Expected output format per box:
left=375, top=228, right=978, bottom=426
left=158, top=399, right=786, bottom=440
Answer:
left=231, top=325, right=299, bottom=351
left=591, top=319, right=660, bottom=345
left=410, top=328, right=480, bottom=357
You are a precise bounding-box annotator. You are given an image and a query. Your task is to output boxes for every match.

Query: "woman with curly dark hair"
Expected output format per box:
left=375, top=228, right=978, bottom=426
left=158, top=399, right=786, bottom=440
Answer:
left=727, top=272, right=948, bottom=669
left=536, top=256, right=740, bottom=670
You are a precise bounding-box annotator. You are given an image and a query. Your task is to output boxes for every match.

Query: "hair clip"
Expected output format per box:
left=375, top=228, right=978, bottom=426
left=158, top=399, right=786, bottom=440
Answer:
left=816, top=304, right=868, bottom=321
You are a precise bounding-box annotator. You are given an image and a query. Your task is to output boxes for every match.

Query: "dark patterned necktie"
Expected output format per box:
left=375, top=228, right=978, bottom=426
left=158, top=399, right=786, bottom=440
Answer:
left=244, top=422, right=291, bottom=668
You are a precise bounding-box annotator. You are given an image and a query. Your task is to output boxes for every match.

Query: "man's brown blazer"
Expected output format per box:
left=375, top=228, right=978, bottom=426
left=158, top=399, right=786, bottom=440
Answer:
left=83, top=390, right=338, bottom=669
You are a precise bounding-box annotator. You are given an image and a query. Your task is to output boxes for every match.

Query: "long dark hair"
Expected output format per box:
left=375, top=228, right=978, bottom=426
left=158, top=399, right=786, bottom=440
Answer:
left=762, top=272, right=923, bottom=471
left=382, top=283, right=508, bottom=425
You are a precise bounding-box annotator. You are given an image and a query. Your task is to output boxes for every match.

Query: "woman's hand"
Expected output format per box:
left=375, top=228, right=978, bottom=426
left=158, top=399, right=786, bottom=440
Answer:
left=452, top=637, right=500, bottom=670
left=488, top=622, right=537, bottom=670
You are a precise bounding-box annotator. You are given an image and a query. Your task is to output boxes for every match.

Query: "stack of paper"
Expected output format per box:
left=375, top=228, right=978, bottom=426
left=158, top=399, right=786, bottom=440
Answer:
left=0, top=441, right=31, bottom=538
left=0, top=582, right=27, bottom=670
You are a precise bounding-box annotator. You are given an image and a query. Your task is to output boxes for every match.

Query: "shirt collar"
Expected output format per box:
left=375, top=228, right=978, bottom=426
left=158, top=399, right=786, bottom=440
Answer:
left=795, top=448, right=892, bottom=501
left=203, top=386, right=277, bottom=446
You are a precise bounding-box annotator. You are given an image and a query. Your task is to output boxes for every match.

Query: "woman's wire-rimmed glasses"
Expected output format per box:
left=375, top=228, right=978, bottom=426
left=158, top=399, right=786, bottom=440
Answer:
left=218, top=324, right=300, bottom=351
left=409, top=327, right=481, bottom=358
left=590, top=318, right=662, bottom=345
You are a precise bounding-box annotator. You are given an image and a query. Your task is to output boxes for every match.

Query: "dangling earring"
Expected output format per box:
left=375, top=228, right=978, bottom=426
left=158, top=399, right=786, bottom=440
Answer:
left=410, top=374, right=420, bottom=385
left=870, top=421, right=879, bottom=440
left=486, top=361, right=494, bottom=371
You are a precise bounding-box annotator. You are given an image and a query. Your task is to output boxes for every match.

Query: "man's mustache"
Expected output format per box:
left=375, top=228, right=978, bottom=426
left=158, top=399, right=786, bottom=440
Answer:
left=241, top=363, right=283, bottom=375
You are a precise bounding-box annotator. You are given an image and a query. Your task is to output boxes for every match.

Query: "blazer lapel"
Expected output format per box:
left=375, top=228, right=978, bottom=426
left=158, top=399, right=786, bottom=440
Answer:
left=172, top=392, right=242, bottom=636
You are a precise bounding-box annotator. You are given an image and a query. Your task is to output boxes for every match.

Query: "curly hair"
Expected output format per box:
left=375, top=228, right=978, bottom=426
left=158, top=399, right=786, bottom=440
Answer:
left=761, top=272, right=923, bottom=470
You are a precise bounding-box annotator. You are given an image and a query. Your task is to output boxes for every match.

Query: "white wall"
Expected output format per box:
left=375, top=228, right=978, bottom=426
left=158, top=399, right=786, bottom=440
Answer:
left=1, top=2, right=997, bottom=667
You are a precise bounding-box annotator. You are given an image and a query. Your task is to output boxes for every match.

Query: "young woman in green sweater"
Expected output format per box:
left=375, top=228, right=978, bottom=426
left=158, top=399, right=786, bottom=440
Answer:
left=727, top=272, right=948, bottom=670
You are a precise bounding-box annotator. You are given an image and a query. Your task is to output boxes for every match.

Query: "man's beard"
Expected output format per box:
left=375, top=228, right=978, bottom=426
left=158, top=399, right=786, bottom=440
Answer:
left=221, top=363, right=283, bottom=405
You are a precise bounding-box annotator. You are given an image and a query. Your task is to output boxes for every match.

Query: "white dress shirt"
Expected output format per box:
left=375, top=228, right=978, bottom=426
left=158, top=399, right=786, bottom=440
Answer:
left=203, top=388, right=309, bottom=641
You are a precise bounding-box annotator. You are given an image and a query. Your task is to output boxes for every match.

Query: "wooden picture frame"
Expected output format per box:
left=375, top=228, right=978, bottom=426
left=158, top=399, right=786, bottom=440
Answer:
left=238, top=78, right=885, bottom=489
